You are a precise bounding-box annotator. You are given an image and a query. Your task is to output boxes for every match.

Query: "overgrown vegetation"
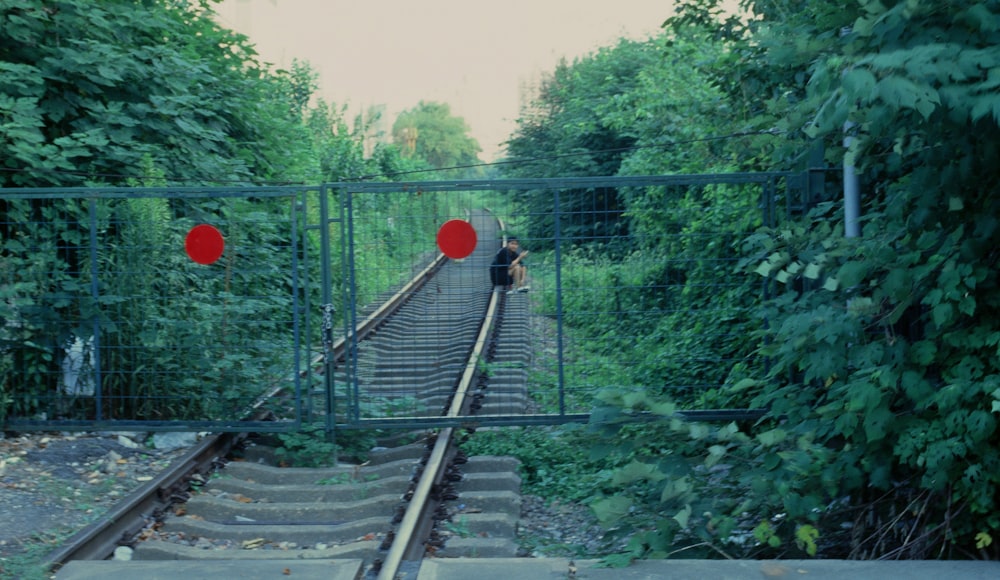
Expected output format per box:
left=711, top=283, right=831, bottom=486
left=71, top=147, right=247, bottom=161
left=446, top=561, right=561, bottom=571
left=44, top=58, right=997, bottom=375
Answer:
left=462, top=426, right=607, bottom=502
left=0, top=0, right=483, bottom=426
left=500, top=0, right=1000, bottom=563
left=3, top=0, right=999, bottom=565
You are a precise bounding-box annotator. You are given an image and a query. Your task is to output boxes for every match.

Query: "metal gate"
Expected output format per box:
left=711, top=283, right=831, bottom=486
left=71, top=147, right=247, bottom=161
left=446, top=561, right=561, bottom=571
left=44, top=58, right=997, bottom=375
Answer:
left=327, top=172, right=822, bottom=430
left=1, top=172, right=821, bottom=432
left=0, top=186, right=320, bottom=432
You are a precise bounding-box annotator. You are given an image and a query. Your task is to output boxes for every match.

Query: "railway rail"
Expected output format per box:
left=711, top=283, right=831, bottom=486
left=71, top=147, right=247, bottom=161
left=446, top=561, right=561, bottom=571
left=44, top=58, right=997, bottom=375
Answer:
left=49, top=211, right=529, bottom=580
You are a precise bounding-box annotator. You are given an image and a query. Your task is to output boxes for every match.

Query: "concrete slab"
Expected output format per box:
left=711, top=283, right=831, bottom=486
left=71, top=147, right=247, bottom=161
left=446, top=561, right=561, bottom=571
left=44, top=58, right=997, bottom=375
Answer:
left=56, top=558, right=364, bottom=580
left=416, top=558, right=1000, bottom=580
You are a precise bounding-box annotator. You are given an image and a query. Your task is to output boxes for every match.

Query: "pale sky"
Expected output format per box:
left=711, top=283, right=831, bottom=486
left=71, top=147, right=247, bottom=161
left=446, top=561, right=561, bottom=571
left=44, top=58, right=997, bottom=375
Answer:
left=214, top=0, right=679, bottom=161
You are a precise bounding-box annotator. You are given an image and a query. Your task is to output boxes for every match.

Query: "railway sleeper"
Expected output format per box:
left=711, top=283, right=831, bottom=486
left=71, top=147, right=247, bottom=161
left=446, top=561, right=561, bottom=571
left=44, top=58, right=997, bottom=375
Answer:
left=181, top=493, right=404, bottom=522
left=133, top=540, right=379, bottom=561
left=208, top=474, right=413, bottom=502
left=154, top=515, right=390, bottom=545
left=221, top=457, right=420, bottom=483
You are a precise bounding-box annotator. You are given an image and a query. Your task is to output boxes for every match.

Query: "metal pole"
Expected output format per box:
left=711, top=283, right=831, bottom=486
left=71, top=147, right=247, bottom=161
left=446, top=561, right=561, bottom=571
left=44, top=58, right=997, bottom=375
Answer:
left=844, top=121, right=861, bottom=238
left=553, top=189, right=566, bottom=416
left=343, top=189, right=359, bottom=423
left=290, top=193, right=303, bottom=422
left=88, top=199, right=103, bottom=420
left=318, top=186, right=336, bottom=455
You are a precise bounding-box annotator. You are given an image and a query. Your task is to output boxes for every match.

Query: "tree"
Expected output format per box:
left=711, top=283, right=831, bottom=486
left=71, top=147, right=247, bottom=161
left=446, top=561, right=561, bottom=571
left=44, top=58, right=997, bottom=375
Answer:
left=501, top=41, right=658, bottom=248
left=0, top=0, right=321, bottom=423
left=391, top=101, right=481, bottom=174
left=589, top=0, right=1000, bottom=561
left=0, top=0, right=316, bottom=186
left=741, top=0, right=1000, bottom=558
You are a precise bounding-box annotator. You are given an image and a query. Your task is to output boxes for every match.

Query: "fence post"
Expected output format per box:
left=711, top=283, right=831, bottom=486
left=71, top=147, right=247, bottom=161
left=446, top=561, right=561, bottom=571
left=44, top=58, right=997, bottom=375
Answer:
left=844, top=122, right=861, bottom=238
left=87, top=199, right=103, bottom=420
left=318, top=186, right=337, bottom=456
left=553, top=188, right=566, bottom=417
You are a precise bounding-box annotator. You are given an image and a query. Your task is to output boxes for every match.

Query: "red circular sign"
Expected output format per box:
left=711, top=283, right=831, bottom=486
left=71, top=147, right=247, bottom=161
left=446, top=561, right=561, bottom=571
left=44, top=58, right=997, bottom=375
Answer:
left=185, top=224, right=225, bottom=265
left=436, top=219, right=477, bottom=259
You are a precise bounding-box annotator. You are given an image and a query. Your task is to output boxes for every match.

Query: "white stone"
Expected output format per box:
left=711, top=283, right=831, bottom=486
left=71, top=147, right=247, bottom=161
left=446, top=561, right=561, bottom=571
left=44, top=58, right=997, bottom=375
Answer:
left=113, top=546, right=133, bottom=561
left=152, top=432, right=198, bottom=451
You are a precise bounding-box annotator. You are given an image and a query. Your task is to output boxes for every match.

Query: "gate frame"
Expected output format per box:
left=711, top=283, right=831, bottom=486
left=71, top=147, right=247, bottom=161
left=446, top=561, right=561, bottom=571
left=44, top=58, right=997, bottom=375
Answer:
left=1, top=172, right=820, bottom=433
left=0, top=185, right=317, bottom=433
left=326, top=171, right=818, bottom=430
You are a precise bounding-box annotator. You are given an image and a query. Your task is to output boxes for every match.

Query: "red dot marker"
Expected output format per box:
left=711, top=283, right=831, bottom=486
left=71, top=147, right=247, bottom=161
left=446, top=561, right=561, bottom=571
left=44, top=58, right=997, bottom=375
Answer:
left=436, top=219, right=477, bottom=259
left=185, top=224, right=225, bottom=265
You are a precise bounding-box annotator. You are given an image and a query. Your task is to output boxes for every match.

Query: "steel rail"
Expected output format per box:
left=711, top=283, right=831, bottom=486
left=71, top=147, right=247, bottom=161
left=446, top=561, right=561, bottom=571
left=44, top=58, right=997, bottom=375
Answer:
left=376, top=280, right=501, bottom=579
left=336, top=250, right=449, bottom=353
left=44, top=432, right=243, bottom=570
left=42, top=250, right=450, bottom=572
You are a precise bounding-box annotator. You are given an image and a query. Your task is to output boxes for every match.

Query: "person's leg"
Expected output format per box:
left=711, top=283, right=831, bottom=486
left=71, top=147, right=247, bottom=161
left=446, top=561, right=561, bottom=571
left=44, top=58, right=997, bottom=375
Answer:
left=510, top=264, right=526, bottom=288
left=517, top=265, right=529, bottom=291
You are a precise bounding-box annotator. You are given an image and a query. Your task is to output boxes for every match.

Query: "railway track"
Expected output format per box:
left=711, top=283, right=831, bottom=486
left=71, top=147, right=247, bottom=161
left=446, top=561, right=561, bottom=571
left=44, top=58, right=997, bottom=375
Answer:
left=50, top=211, right=532, bottom=580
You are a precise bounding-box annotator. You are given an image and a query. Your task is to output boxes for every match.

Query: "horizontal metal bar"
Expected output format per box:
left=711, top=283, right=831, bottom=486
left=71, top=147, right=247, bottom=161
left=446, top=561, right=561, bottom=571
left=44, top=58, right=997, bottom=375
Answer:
left=4, top=419, right=302, bottom=433
left=342, top=408, right=767, bottom=430
left=0, top=186, right=316, bottom=199
left=331, top=173, right=795, bottom=193
left=344, top=415, right=592, bottom=429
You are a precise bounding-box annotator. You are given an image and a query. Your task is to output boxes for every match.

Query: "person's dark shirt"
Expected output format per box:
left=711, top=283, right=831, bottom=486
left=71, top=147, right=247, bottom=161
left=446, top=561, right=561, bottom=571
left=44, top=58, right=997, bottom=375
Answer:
left=489, top=246, right=520, bottom=286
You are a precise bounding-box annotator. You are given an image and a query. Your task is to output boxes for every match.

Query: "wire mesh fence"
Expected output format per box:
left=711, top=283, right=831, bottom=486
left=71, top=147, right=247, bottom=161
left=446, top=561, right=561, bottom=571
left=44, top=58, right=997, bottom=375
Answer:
left=332, top=174, right=807, bottom=428
left=0, top=188, right=313, bottom=431
left=1, top=173, right=814, bottom=431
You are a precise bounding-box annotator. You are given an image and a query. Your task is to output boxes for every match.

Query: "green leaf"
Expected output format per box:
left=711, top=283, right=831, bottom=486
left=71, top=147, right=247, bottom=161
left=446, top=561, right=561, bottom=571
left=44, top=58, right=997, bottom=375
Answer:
left=762, top=452, right=782, bottom=471
left=864, top=407, right=893, bottom=442
left=660, top=476, right=693, bottom=502
left=730, top=378, right=759, bottom=392
left=796, top=524, right=820, bottom=556
left=648, top=400, right=677, bottom=416
left=756, top=261, right=774, bottom=277
left=836, top=260, right=869, bottom=288
left=591, top=496, right=632, bottom=526
left=842, top=68, right=877, bottom=102
left=688, top=423, right=710, bottom=440
left=976, top=532, right=993, bottom=550
left=757, top=428, right=787, bottom=447
left=970, top=93, right=1000, bottom=124
left=706, top=444, right=728, bottom=467
left=932, top=303, right=954, bottom=327
left=673, top=504, right=692, bottom=529
left=612, top=460, right=667, bottom=485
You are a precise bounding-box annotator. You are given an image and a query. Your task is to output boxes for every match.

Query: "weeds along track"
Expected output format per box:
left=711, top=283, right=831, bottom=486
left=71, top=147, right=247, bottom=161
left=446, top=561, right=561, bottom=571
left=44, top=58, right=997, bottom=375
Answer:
left=53, top=211, right=532, bottom=580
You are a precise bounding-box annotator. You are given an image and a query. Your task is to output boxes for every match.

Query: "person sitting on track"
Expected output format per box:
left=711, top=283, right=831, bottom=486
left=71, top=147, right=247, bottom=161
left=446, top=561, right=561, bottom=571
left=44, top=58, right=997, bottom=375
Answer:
left=489, top=237, right=529, bottom=294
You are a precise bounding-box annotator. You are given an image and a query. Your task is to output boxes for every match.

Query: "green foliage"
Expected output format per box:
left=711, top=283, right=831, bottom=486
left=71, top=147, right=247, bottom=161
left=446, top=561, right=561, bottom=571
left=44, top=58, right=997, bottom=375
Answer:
left=462, top=426, right=611, bottom=502
left=0, top=191, right=301, bottom=422
left=0, top=0, right=322, bottom=186
left=0, top=196, right=91, bottom=418
left=274, top=424, right=377, bottom=467
left=502, top=39, right=657, bottom=245
left=595, top=1, right=1000, bottom=558
left=391, top=101, right=482, bottom=175
left=275, top=424, right=338, bottom=468
left=733, top=0, right=1000, bottom=559
left=515, top=0, right=1000, bottom=562
left=0, top=1, right=436, bottom=424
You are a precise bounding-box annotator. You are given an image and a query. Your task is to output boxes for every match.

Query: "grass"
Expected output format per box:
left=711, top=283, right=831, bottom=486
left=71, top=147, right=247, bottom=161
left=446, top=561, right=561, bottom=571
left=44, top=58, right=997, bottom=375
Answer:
left=0, top=528, right=75, bottom=580
left=461, top=424, right=609, bottom=502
